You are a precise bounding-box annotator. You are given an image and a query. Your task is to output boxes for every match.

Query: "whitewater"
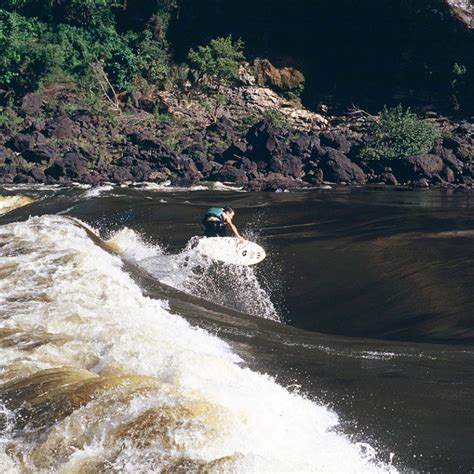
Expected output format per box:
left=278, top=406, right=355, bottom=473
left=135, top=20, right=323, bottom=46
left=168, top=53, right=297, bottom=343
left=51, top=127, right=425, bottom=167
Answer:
left=0, top=214, right=395, bottom=472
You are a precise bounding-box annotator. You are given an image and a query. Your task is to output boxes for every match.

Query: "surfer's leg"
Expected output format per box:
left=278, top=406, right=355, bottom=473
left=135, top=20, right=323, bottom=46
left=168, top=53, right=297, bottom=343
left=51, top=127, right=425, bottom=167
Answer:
left=203, top=221, right=219, bottom=237
left=217, top=224, right=227, bottom=237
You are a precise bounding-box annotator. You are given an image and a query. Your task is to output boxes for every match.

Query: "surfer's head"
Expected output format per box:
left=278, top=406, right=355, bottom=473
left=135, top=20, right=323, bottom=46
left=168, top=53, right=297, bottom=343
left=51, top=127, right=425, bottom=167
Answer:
left=223, top=206, right=235, bottom=218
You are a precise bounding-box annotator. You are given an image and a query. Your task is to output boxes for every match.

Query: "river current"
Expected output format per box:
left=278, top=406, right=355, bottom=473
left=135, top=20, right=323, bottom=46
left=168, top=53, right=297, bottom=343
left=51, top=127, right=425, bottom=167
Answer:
left=0, top=183, right=472, bottom=472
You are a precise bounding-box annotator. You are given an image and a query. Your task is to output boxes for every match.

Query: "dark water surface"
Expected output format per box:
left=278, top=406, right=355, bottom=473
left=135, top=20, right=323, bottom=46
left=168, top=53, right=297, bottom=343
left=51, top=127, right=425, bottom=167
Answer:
left=1, top=184, right=473, bottom=472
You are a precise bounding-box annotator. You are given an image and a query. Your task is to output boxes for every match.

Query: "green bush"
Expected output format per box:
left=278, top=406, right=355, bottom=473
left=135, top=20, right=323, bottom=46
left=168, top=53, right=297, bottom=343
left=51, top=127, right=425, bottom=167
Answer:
left=0, top=105, right=23, bottom=130
left=360, top=105, right=440, bottom=160
left=261, top=108, right=289, bottom=129
left=0, top=10, right=52, bottom=90
left=104, top=47, right=138, bottom=92
left=127, top=30, right=171, bottom=89
left=0, top=2, right=177, bottom=95
left=188, top=35, right=245, bottom=88
left=54, top=0, right=116, bottom=29
left=450, top=62, right=469, bottom=111
left=239, top=108, right=289, bottom=131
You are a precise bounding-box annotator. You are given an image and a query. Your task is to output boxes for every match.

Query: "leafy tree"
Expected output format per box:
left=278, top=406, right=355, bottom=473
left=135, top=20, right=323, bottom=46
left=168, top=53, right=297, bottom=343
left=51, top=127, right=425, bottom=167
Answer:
left=360, top=105, right=440, bottom=160
left=0, top=10, right=54, bottom=90
left=188, top=35, right=245, bottom=88
left=188, top=35, right=245, bottom=120
left=55, top=0, right=117, bottom=29
left=104, top=46, right=137, bottom=91
left=450, top=62, right=469, bottom=112
left=0, top=1, right=178, bottom=96
left=127, top=30, right=171, bottom=89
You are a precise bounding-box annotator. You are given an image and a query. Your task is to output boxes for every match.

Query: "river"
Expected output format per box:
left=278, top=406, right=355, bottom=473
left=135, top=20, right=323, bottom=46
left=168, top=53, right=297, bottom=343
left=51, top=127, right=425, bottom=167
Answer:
left=0, top=183, right=472, bottom=472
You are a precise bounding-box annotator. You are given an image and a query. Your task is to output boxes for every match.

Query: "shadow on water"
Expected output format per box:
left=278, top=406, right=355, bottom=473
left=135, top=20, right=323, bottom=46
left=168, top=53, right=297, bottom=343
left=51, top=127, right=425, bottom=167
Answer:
left=127, top=259, right=474, bottom=473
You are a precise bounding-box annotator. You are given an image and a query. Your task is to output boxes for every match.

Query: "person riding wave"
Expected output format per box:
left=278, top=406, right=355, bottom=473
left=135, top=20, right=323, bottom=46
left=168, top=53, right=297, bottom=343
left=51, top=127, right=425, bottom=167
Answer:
left=201, top=206, right=245, bottom=242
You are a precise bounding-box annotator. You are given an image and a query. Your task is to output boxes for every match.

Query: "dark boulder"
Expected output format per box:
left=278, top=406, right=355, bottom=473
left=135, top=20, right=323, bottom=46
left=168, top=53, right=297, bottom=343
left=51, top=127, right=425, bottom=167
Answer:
left=394, top=154, right=444, bottom=182
left=28, top=167, right=47, bottom=183
left=309, top=143, right=329, bottom=161
left=45, top=152, right=88, bottom=180
left=440, top=165, right=455, bottom=183
left=269, top=154, right=304, bottom=179
left=128, top=132, right=165, bottom=150
left=84, top=171, right=105, bottom=185
left=118, top=156, right=136, bottom=167
left=413, top=178, right=430, bottom=188
left=303, top=166, right=324, bottom=185
left=212, top=165, right=248, bottom=185
left=23, top=144, right=58, bottom=164
left=194, top=155, right=215, bottom=177
left=442, top=136, right=463, bottom=152
left=180, top=157, right=202, bottom=182
left=109, top=167, right=134, bottom=183
left=14, top=173, right=35, bottom=184
left=221, top=141, right=247, bottom=162
left=459, top=175, right=473, bottom=186
left=290, top=133, right=318, bottom=158
left=320, top=149, right=366, bottom=184
left=246, top=121, right=281, bottom=165
left=71, top=111, right=94, bottom=129
left=8, top=131, right=46, bottom=152
left=380, top=172, right=399, bottom=186
left=245, top=173, right=307, bottom=192
left=130, top=161, right=152, bottom=181
left=240, top=157, right=259, bottom=179
left=206, top=116, right=236, bottom=137
left=0, top=146, right=16, bottom=165
left=21, top=93, right=43, bottom=116
left=0, top=164, right=17, bottom=183
left=132, top=134, right=188, bottom=173
left=140, top=148, right=182, bottom=172
left=433, top=146, right=464, bottom=173
left=44, top=116, right=76, bottom=139
left=182, top=144, right=214, bottom=176
left=319, top=131, right=352, bottom=154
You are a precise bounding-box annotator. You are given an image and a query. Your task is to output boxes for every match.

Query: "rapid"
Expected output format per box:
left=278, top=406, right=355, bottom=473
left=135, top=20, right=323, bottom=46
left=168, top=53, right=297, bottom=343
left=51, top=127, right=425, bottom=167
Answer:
left=0, top=184, right=473, bottom=472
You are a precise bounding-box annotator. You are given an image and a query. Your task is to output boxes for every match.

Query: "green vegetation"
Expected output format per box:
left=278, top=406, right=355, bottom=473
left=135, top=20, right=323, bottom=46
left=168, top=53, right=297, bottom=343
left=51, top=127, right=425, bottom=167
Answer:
left=238, top=108, right=289, bottom=132
left=0, top=1, right=177, bottom=95
left=360, top=105, right=440, bottom=161
left=260, top=108, right=289, bottom=129
left=187, top=35, right=245, bottom=120
left=0, top=105, right=23, bottom=130
left=188, top=35, right=245, bottom=89
left=283, top=83, right=304, bottom=101
left=450, top=62, right=468, bottom=111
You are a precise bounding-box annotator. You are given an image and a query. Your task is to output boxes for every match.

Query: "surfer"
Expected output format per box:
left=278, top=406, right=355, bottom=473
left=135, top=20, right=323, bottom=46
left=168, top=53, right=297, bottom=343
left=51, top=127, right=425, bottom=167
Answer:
left=202, top=206, right=245, bottom=242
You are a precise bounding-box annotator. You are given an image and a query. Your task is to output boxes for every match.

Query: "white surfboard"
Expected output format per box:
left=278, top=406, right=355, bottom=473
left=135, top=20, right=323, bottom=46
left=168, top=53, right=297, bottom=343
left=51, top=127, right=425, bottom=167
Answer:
left=196, top=237, right=266, bottom=266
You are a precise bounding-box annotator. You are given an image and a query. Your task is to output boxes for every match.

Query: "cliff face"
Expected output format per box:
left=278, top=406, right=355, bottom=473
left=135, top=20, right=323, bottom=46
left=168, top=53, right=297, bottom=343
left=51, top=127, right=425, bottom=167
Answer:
left=446, top=0, right=474, bottom=28
left=171, top=0, right=473, bottom=112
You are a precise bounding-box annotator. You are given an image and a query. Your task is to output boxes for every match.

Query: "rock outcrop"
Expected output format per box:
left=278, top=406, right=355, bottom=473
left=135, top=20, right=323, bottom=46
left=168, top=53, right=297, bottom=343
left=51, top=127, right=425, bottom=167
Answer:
left=445, top=0, right=473, bottom=28
left=1, top=88, right=474, bottom=190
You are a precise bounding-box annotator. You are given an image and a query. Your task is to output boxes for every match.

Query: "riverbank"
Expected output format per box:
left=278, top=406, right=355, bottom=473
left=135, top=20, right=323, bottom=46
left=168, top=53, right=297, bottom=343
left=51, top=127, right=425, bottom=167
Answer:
left=1, top=83, right=473, bottom=191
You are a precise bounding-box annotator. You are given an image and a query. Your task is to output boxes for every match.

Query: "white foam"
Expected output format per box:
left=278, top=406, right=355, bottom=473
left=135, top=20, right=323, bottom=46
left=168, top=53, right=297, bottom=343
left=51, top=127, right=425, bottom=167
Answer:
left=0, top=216, right=396, bottom=472
left=129, top=180, right=244, bottom=192
left=106, top=228, right=279, bottom=320
left=110, top=227, right=164, bottom=261
left=82, top=184, right=114, bottom=198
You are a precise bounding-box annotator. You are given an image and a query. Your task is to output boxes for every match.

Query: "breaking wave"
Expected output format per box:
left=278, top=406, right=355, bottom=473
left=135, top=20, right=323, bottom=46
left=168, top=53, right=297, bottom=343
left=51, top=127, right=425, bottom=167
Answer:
left=0, top=215, right=395, bottom=472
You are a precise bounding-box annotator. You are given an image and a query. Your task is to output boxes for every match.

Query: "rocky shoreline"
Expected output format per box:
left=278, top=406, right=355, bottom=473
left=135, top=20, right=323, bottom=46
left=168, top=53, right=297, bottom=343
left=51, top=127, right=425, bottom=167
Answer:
left=1, top=86, right=474, bottom=192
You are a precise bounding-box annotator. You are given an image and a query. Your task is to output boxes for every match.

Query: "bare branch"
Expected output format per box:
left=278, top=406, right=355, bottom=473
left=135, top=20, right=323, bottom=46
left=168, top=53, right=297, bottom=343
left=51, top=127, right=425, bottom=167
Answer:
left=90, top=62, right=121, bottom=112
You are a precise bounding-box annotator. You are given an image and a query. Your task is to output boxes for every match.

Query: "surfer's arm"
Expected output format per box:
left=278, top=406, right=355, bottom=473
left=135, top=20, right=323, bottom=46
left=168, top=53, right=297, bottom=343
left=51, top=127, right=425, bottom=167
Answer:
left=224, top=217, right=245, bottom=242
